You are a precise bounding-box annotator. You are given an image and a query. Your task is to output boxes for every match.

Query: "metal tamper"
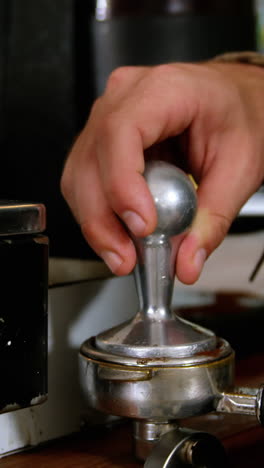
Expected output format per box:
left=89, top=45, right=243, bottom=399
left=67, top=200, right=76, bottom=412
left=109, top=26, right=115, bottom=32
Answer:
left=80, top=161, right=264, bottom=467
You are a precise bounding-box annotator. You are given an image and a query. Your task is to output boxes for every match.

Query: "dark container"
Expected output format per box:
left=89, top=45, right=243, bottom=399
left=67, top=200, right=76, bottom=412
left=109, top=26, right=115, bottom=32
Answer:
left=0, top=202, right=48, bottom=413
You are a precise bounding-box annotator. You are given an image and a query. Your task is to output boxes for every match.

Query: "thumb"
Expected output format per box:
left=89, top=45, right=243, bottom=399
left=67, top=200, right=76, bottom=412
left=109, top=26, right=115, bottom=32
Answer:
left=176, top=143, right=258, bottom=284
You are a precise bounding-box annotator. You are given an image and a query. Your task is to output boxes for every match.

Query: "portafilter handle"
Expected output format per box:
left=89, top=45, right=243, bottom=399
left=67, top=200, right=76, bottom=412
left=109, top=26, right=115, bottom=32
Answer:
left=133, top=161, right=197, bottom=322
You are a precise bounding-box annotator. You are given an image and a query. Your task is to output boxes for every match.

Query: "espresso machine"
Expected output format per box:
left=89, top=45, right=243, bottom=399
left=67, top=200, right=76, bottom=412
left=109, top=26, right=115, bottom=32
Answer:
left=80, top=161, right=264, bottom=467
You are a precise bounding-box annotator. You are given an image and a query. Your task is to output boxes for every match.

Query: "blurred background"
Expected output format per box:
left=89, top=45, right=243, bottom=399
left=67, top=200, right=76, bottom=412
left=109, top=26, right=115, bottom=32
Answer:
left=0, top=0, right=262, bottom=259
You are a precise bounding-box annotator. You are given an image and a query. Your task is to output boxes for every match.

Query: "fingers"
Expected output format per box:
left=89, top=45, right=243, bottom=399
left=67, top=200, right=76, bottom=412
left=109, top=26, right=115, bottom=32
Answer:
left=104, top=66, right=149, bottom=100
left=95, top=65, right=198, bottom=239
left=96, top=122, right=157, bottom=237
left=62, top=64, right=228, bottom=279
left=65, top=151, right=137, bottom=275
left=176, top=133, right=261, bottom=284
left=61, top=62, right=264, bottom=283
left=63, top=65, right=199, bottom=267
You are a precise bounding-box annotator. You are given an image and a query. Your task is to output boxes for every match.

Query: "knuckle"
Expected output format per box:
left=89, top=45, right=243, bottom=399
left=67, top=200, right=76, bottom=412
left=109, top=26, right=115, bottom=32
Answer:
left=144, top=64, right=188, bottom=98
left=106, top=66, right=132, bottom=90
left=151, top=63, right=173, bottom=77
left=148, top=63, right=178, bottom=84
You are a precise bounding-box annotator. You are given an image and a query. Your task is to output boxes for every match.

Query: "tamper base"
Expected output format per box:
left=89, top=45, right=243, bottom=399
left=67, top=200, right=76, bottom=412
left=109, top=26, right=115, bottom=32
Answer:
left=95, top=313, right=216, bottom=358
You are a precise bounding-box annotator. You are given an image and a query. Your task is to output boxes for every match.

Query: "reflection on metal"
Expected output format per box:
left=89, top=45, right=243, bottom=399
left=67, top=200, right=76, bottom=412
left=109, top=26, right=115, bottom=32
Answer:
left=80, top=337, right=234, bottom=421
left=144, top=428, right=227, bottom=468
left=80, top=161, right=264, bottom=467
left=95, top=0, right=110, bottom=21
left=0, top=201, right=46, bottom=236
left=95, top=162, right=214, bottom=360
left=217, top=385, right=264, bottom=425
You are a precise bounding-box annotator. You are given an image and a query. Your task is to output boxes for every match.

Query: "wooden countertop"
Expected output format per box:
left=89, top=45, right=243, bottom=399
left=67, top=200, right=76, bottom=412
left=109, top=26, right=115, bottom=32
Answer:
left=1, top=423, right=140, bottom=468
left=1, top=419, right=264, bottom=468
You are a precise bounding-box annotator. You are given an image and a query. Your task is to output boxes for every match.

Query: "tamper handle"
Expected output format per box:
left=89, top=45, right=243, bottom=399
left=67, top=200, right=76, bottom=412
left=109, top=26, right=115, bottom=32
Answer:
left=95, top=161, right=215, bottom=358
left=133, top=161, right=197, bottom=322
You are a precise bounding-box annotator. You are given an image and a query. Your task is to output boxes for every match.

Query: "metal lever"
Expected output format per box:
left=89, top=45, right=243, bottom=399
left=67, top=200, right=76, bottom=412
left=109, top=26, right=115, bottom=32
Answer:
left=144, top=427, right=228, bottom=468
left=216, top=384, right=264, bottom=425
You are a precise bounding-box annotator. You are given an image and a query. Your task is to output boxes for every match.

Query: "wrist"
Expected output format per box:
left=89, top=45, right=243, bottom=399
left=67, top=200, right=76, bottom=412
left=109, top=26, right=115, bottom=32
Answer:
left=212, top=51, right=264, bottom=68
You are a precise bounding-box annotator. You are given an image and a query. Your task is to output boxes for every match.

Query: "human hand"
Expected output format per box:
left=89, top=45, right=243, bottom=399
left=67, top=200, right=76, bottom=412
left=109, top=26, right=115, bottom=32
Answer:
left=61, top=62, right=264, bottom=284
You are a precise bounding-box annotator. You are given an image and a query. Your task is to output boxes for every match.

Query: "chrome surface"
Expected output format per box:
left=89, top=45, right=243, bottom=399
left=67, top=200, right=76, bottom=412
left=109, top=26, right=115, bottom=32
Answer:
left=134, top=420, right=179, bottom=444
left=256, top=384, right=264, bottom=425
left=134, top=420, right=179, bottom=461
left=144, top=428, right=227, bottom=467
left=95, top=0, right=110, bottom=21
left=79, top=343, right=234, bottom=420
left=79, top=161, right=264, bottom=466
left=96, top=161, right=217, bottom=358
left=81, top=336, right=232, bottom=367
left=217, top=385, right=264, bottom=424
left=143, top=161, right=197, bottom=237
left=0, top=201, right=46, bottom=235
left=95, top=315, right=216, bottom=359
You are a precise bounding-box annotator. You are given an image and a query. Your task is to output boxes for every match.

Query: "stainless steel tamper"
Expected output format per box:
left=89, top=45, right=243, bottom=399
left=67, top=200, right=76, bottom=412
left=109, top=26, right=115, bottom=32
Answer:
left=95, top=161, right=216, bottom=360
left=80, top=161, right=264, bottom=467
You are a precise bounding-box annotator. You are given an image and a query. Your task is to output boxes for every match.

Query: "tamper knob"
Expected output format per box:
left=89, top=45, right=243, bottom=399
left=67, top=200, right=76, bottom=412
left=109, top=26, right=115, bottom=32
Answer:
left=96, top=160, right=216, bottom=359
left=144, top=161, right=197, bottom=237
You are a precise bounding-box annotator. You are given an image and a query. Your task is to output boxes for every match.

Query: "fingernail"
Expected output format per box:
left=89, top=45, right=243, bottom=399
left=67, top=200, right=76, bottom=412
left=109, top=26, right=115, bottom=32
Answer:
left=122, top=211, right=146, bottom=236
left=101, top=251, right=123, bottom=273
left=193, top=248, right=207, bottom=276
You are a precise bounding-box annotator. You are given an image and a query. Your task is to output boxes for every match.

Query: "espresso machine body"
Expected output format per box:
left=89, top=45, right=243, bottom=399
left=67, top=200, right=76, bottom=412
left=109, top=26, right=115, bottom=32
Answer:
left=77, top=0, right=256, bottom=98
